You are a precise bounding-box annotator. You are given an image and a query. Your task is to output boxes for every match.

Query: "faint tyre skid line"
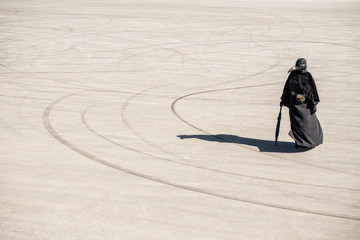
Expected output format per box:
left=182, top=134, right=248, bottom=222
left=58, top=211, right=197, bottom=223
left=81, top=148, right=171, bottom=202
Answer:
left=170, top=81, right=360, bottom=177
left=84, top=87, right=360, bottom=192
left=42, top=91, right=360, bottom=221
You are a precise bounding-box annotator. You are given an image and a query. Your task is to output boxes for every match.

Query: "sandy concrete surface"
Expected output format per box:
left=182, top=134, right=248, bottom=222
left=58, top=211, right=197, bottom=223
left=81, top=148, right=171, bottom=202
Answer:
left=1, top=0, right=360, bottom=239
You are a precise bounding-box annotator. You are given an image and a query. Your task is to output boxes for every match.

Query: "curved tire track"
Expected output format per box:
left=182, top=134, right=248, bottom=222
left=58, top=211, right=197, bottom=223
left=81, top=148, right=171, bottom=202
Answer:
left=86, top=88, right=360, bottom=192
left=43, top=91, right=360, bottom=221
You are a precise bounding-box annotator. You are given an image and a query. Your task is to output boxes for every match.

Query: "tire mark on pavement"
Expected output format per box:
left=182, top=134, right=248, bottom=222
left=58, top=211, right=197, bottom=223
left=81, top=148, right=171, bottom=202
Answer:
left=84, top=88, right=360, bottom=192
left=43, top=91, right=360, bottom=221
left=171, top=82, right=360, bottom=177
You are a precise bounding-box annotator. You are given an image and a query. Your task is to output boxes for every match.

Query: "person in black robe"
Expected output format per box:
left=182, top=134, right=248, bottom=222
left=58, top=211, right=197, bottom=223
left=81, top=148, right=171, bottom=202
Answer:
left=280, top=58, right=323, bottom=148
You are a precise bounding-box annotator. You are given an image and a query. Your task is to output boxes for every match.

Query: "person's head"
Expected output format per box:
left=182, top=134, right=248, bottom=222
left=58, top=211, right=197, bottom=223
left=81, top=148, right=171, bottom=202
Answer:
left=288, top=58, right=308, bottom=73
left=295, top=58, right=307, bottom=71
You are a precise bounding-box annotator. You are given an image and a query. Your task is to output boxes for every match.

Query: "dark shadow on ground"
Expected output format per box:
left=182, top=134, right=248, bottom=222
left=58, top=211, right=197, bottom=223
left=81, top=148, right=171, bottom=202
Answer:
left=177, top=134, right=312, bottom=153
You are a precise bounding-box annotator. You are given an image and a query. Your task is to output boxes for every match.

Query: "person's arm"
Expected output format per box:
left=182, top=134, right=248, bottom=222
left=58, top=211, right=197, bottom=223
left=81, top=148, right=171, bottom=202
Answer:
left=309, top=73, right=320, bottom=104
left=307, top=73, right=320, bottom=114
left=280, top=73, right=292, bottom=107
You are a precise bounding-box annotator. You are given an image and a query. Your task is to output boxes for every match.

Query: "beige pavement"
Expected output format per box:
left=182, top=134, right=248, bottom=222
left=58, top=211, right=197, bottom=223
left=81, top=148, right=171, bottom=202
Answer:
left=1, top=0, right=360, bottom=239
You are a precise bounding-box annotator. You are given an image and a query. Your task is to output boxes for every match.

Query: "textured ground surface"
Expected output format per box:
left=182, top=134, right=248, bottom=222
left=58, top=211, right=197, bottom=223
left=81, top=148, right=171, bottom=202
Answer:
left=1, top=0, right=360, bottom=239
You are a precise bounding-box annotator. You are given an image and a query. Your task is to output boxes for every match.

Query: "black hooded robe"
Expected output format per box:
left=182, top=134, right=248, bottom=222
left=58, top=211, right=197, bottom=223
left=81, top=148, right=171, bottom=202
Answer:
left=281, top=70, right=323, bottom=147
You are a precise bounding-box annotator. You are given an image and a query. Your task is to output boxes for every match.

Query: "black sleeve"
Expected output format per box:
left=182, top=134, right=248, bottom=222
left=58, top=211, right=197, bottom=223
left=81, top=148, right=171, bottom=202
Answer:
left=280, top=72, right=292, bottom=107
left=308, top=73, right=320, bottom=104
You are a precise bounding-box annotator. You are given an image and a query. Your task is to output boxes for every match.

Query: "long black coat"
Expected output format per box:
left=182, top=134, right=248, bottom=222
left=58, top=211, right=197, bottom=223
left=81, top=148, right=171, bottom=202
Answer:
left=281, top=70, right=323, bottom=147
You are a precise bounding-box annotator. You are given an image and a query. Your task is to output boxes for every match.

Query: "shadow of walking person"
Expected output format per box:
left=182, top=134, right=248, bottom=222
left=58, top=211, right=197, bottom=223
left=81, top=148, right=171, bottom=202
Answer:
left=178, top=134, right=312, bottom=153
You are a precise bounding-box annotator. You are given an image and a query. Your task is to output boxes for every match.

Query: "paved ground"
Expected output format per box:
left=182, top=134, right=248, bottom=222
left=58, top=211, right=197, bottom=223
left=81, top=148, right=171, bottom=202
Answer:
left=1, top=0, right=360, bottom=239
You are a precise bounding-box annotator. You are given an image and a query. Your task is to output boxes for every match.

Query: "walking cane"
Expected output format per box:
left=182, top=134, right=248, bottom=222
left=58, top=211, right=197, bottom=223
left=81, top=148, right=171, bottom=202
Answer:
left=275, top=106, right=282, bottom=146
